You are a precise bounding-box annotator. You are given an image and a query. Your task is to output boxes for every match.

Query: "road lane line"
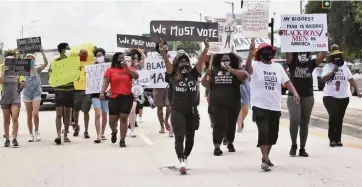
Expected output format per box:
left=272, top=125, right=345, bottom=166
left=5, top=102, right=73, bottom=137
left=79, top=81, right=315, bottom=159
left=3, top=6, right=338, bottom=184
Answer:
left=139, top=133, right=154, bottom=145
left=280, top=121, right=362, bottom=150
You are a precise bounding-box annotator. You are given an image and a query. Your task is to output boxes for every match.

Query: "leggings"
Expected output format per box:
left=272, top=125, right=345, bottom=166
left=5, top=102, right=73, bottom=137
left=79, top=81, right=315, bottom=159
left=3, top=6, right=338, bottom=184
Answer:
left=171, top=109, right=195, bottom=159
left=323, top=96, right=349, bottom=142
left=287, top=96, right=314, bottom=148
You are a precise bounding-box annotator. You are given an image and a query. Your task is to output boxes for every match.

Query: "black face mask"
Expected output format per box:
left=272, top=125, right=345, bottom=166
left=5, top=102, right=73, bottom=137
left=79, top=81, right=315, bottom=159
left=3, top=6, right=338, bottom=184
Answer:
left=332, top=56, right=344, bottom=66
left=179, top=64, right=190, bottom=74
left=260, top=49, right=273, bottom=61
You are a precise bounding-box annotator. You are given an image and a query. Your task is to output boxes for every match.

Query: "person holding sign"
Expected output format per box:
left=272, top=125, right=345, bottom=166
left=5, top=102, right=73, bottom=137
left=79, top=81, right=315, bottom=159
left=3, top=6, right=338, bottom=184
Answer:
left=0, top=56, right=25, bottom=147
left=285, top=50, right=326, bottom=157
left=91, top=48, right=109, bottom=143
left=245, top=39, right=300, bottom=172
left=23, top=50, right=49, bottom=143
left=158, top=38, right=208, bottom=175
left=321, top=45, right=362, bottom=147
left=100, top=52, right=139, bottom=148
left=201, top=52, right=248, bottom=156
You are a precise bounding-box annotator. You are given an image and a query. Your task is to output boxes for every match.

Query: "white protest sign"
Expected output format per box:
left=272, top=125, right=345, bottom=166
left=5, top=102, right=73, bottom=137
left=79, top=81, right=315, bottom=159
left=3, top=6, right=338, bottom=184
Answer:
left=233, top=25, right=272, bottom=50
left=133, top=70, right=151, bottom=86
left=85, top=63, right=111, bottom=94
left=280, top=14, right=328, bottom=52
left=241, top=0, right=270, bottom=38
left=144, top=52, right=177, bottom=88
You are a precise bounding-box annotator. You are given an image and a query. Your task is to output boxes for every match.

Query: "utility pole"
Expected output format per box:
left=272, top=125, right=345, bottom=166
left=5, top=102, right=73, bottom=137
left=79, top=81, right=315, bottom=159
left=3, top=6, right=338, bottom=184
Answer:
left=21, top=26, right=24, bottom=38
left=300, top=0, right=303, bottom=14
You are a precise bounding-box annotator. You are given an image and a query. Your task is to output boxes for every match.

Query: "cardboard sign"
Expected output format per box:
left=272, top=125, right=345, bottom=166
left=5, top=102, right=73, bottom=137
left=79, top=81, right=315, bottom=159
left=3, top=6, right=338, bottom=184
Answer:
left=241, top=0, right=270, bottom=38
left=85, top=63, right=111, bottom=94
left=133, top=70, right=151, bottom=86
left=16, top=37, right=42, bottom=54
left=117, top=34, right=156, bottom=51
left=49, top=57, right=81, bottom=87
left=4, top=58, right=31, bottom=76
left=280, top=14, right=328, bottom=52
left=150, top=21, right=218, bottom=42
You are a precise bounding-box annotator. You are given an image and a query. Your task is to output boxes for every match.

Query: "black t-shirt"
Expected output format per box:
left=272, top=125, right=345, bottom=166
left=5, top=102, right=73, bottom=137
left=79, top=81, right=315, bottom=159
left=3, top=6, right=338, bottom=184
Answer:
left=288, top=58, right=317, bottom=97
left=209, top=68, right=241, bottom=105
left=168, top=67, right=200, bottom=113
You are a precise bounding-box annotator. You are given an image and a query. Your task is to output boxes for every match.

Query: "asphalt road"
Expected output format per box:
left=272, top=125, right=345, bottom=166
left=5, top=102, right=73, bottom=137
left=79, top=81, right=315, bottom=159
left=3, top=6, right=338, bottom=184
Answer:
left=1, top=93, right=362, bottom=187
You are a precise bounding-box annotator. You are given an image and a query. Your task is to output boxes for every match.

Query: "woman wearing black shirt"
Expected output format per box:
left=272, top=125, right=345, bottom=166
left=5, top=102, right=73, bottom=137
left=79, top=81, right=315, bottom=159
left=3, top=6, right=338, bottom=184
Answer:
left=159, top=39, right=209, bottom=175
left=286, top=52, right=326, bottom=156
left=201, top=53, right=248, bottom=156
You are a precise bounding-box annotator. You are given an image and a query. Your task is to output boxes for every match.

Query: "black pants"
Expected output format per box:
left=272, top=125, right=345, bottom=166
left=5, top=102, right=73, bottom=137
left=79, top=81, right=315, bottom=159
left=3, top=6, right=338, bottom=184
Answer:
left=252, top=106, right=281, bottom=147
left=323, top=96, right=349, bottom=142
left=209, top=102, right=241, bottom=144
left=171, top=109, right=195, bottom=159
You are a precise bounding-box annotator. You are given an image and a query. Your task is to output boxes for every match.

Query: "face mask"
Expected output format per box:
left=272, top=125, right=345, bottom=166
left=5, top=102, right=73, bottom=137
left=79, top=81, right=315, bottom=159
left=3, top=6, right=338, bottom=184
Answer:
left=96, top=56, right=105, bottom=63
left=80, top=55, right=88, bottom=61
left=332, top=56, right=344, bottom=67
left=298, top=54, right=307, bottom=63
left=30, top=60, right=36, bottom=67
left=221, top=60, right=231, bottom=69
left=179, top=64, right=189, bottom=74
left=260, top=51, right=273, bottom=62
left=65, top=50, right=71, bottom=57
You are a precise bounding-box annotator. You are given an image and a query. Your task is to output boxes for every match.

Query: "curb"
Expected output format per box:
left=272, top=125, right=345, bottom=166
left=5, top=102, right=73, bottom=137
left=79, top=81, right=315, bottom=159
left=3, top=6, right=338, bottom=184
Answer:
left=281, top=109, right=362, bottom=139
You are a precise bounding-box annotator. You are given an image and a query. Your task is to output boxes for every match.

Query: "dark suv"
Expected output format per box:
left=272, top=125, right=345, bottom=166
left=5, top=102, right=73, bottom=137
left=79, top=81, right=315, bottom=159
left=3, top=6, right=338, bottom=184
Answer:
left=272, top=59, right=290, bottom=95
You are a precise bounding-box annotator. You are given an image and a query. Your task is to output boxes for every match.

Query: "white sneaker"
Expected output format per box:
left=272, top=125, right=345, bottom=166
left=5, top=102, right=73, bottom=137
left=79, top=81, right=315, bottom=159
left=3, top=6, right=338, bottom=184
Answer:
left=138, top=118, right=143, bottom=123
left=28, top=134, right=34, bottom=142
left=179, top=161, right=187, bottom=174
left=184, top=159, right=188, bottom=168
left=261, top=162, right=271, bottom=172
left=130, top=130, right=136, bottom=138
left=169, top=131, right=174, bottom=137
left=35, top=131, right=41, bottom=141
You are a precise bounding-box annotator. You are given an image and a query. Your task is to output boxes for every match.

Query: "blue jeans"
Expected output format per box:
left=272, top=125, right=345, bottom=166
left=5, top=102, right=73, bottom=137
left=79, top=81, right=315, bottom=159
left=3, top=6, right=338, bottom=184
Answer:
left=92, top=98, right=108, bottom=113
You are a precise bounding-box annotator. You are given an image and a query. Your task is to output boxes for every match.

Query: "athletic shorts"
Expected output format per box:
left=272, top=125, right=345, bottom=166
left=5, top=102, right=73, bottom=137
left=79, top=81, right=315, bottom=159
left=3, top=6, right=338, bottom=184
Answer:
left=55, top=91, right=74, bottom=108
left=108, top=94, right=133, bottom=115
left=1, top=102, right=21, bottom=109
left=252, top=106, right=281, bottom=147
left=152, top=88, right=170, bottom=107
left=73, top=92, right=92, bottom=113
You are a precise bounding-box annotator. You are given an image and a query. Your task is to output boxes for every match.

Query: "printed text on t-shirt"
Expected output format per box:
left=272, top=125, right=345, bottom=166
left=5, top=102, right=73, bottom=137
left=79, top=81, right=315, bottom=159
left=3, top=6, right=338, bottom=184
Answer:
left=294, top=66, right=312, bottom=78
left=264, top=71, right=277, bottom=90
left=214, top=71, right=233, bottom=84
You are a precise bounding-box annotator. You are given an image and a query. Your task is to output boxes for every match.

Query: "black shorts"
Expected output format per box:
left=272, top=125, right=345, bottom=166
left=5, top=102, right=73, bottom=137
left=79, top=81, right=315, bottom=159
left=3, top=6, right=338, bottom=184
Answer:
left=252, top=106, right=281, bottom=147
left=108, top=94, right=134, bottom=115
left=136, top=101, right=143, bottom=114
left=55, top=91, right=74, bottom=108
left=73, top=92, right=92, bottom=113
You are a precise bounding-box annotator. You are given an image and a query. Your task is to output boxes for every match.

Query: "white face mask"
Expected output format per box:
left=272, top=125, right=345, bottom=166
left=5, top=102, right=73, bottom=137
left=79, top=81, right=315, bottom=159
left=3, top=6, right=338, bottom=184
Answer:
left=96, top=56, right=105, bottom=63
left=298, top=54, right=307, bottom=63
left=65, top=50, right=71, bottom=57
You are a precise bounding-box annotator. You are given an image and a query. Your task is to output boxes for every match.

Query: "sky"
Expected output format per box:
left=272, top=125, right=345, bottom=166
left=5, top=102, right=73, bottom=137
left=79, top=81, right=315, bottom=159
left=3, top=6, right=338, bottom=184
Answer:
left=0, top=0, right=302, bottom=52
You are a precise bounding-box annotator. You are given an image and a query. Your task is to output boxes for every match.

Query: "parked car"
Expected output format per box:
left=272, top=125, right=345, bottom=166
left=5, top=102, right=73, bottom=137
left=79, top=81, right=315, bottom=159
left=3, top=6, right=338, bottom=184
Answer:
left=351, top=69, right=362, bottom=96
left=272, top=59, right=289, bottom=95
left=315, top=62, right=327, bottom=91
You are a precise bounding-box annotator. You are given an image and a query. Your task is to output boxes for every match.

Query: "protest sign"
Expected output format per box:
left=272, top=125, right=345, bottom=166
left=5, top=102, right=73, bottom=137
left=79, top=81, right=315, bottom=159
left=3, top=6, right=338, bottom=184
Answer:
left=150, top=21, right=218, bottom=42
left=4, top=58, right=31, bottom=76
left=144, top=52, right=177, bottom=88
left=133, top=70, right=151, bottom=86
left=16, top=37, right=42, bottom=54
left=74, top=60, right=94, bottom=90
left=49, top=57, right=81, bottom=87
left=85, top=63, right=111, bottom=94
left=241, top=0, right=270, bottom=38
left=280, top=14, right=328, bottom=52
left=208, top=17, right=238, bottom=54
left=117, top=34, right=156, bottom=51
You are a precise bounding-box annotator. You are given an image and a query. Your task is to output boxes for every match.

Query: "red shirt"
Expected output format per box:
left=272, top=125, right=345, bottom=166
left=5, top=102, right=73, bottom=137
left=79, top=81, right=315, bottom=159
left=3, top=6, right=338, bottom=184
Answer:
left=104, top=67, right=135, bottom=98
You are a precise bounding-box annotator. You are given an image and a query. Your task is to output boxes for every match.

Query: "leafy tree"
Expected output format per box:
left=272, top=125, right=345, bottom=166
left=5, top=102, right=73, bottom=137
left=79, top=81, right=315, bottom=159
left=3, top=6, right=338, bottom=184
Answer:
left=305, top=1, right=362, bottom=61
left=176, top=41, right=201, bottom=56
left=4, top=49, right=17, bottom=57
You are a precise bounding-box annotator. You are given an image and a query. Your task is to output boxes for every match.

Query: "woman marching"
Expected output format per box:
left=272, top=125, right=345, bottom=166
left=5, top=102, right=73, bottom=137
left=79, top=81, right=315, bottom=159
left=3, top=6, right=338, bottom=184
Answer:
left=286, top=50, right=326, bottom=157
left=159, top=38, right=207, bottom=174
left=100, top=52, right=139, bottom=147
left=201, top=52, right=248, bottom=156
left=23, top=49, right=49, bottom=142
left=321, top=44, right=361, bottom=147
left=245, top=39, right=300, bottom=171
left=237, top=65, right=251, bottom=133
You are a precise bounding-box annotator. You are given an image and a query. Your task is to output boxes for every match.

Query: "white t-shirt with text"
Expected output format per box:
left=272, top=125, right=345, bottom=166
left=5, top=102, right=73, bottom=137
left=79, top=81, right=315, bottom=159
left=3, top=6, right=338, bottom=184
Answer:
left=250, top=61, right=290, bottom=111
left=322, top=63, right=352, bottom=98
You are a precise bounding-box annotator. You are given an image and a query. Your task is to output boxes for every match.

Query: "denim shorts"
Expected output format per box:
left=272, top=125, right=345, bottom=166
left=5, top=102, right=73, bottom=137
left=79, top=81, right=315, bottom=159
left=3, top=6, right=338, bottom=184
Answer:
left=23, top=92, right=41, bottom=102
left=92, top=98, right=108, bottom=113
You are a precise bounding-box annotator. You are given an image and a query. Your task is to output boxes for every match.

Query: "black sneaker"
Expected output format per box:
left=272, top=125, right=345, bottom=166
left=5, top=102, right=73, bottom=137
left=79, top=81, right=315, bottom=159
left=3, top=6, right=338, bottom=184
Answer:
left=227, top=143, right=236, bottom=152
left=135, top=121, right=138, bottom=127
left=119, top=139, right=126, bottom=147
left=222, top=138, right=227, bottom=145
left=330, top=141, right=337, bottom=147
left=54, top=138, right=61, bottom=145
left=12, top=139, right=19, bottom=147
left=111, top=130, right=117, bottom=143
left=4, top=139, right=10, bottom=147
left=266, top=159, right=274, bottom=167
left=84, top=132, right=90, bottom=139
left=336, top=141, right=343, bottom=147
left=73, top=128, right=79, bottom=137
left=299, top=149, right=309, bottom=157
left=213, top=148, right=223, bottom=156
left=289, top=145, right=297, bottom=156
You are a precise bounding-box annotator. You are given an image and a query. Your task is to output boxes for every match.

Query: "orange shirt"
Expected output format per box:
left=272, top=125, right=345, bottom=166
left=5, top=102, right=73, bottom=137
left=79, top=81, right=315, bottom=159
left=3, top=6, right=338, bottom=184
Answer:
left=104, top=67, right=135, bottom=98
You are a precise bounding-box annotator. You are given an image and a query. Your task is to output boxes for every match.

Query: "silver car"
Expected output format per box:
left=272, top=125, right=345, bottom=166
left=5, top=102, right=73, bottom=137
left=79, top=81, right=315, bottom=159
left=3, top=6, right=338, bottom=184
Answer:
left=351, top=69, right=362, bottom=96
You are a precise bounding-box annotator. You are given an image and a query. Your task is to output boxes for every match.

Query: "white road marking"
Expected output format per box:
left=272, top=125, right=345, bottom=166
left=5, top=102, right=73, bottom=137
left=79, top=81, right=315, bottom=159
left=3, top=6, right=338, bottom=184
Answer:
left=139, top=133, right=154, bottom=145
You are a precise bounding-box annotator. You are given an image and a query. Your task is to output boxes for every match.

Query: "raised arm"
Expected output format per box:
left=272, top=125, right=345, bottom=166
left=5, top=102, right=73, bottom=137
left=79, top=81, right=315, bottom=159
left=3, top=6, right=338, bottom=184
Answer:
left=201, top=69, right=212, bottom=88
left=322, top=64, right=338, bottom=83
left=286, top=53, right=293, bottom=64
left=195, top=39, right=209, bottom=73
left=158, top=39, right=173, bottom=74
left=315, top=51, right=327, bottom=66
left=245, top=38, right=255, bottom=75
left=38, top=47, right=49, bottom=73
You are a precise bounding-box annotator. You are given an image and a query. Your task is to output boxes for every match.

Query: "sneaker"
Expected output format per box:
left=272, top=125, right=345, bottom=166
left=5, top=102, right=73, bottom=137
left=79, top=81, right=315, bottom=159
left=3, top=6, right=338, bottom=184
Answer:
left=336, top=141, right=343, bottom=147
left=28, top=134, right=34, bottom=142
left=179, top=161, right=187, bottom=175
left=227, top=143, right=236, bottom=152
left=111, top=130, right=118, bottom=143
left=237, top=128, right=243, bottom=133
left=299, top=149, right=309, bottom=157
left=168, top=131, right=174, bottom=137
left=35, top=131, right=41, bottom=141
left=266, top=159, right=274, bottom=167
left=289, top=145, right=297, bottom=156
left=261, top=162, right=271, bottom=172
left=84, top=132, right=90, bottom=139
left=330, top=141, right=337, bottom=147
left=54, top=138, right=61, bottom=145
left=130, top=130, right=136, bottom=138
left=138, top=118, right=143, bottom=123
left=213, top=148, right=223, bottom=156
left=119, top=139, right=126, bottom=147
left=135, top=121, right=138, bottom=127
left=12, top=139, right=19, bottom=147
left=4, top=139, right=10, bottom=147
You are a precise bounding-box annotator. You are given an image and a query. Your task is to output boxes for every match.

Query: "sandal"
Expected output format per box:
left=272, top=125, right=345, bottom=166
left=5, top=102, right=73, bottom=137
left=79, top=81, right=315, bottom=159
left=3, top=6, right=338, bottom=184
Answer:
left=101, top=136, right=107, bottom=140
left=64, top=137, right=71, bottom=143
left=94, top=138, right=101, bottom=143
left=159, top=129, right=165, bottom=134
left=73, top=127, right=80, bottom=137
